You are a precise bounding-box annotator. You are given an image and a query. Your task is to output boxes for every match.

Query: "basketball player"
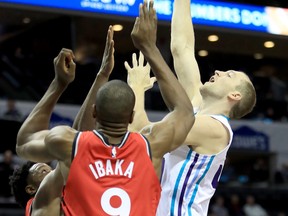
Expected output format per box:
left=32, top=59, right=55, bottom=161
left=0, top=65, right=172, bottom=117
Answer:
left=11, top=26, right=115, bottom=216
left=10, top=47, right=75, bottom=216
left=126, top=0, right=257, bottom=215
left=16, top=5, right=195, bottom=214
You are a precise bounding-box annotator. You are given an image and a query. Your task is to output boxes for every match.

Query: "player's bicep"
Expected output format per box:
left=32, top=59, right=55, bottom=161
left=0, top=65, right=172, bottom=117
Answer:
left=16, top=130, right=54, bottom=162
left=145, top=112, right=193, bottom=157
left=45, top=126, right=75, bottom=164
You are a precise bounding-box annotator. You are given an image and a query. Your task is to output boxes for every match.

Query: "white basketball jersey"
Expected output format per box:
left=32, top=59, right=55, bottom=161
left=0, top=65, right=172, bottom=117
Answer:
left=156, top=115, right=233, bottom=216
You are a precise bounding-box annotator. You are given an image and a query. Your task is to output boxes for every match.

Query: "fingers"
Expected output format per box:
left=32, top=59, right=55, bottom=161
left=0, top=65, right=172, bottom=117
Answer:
left=143, top=0, right=148, bottom=20
left=149, top=0, right=154, bottom=10
left=150, top=76, right=157, bottom=85
left=109, top=25, right=114, bottom=41
left=149, top=0, right=157, bottom=23
left=107, top=25, right=114, bottom=48
left=104, top=26, right=114, bottom=54
left=69, top=59, right=76, bottom=72
left=139, top=3, right=144, bottom=22
left=139, top=51, right=144, bottom=66
left=110, top=40, right=115, bottom=55
left=145, top=62, right=151, bottom=71
left=132, top=53, right=138, bottom=67
left=124, top=61, right=131, bottom=71
left=55, top=48, right=75, bottom=69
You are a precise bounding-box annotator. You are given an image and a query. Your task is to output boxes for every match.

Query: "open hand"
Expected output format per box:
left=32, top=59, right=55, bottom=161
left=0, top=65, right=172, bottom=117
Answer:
left=125, top=51, right=156, bottom=91
left=99, top=25, right=115, bottom=78
left=131, top=0, right=157, bottom=51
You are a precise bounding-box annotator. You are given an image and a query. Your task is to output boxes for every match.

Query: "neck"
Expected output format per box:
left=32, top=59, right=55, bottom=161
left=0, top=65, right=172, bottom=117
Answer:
left=197, top=98, right=230, bottom=118
left=96, top=121, right=129, bottom=144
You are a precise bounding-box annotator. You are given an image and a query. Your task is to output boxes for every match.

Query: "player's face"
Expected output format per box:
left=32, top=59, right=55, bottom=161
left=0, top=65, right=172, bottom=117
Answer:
left=202, top=70, right=250, bottom=97
left=29, top=163, right=52, bottom=186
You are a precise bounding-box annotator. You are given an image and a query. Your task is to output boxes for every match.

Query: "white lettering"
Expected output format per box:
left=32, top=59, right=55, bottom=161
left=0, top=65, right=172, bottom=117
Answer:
left=241, top=10, right=268, bottom=26
left=89, top=164, right=99, bottom=179
left=106, top=160, right=114, bottom=175
left=89, top=159, right=134, bottom=179
left=115, top=159, right=124, bottom=175
left=123, top=162, right=134, bottom=178
left=192, top=3, right=267, bottom=28
left=95, top=161, right=105, bottom=177
left=154, top=0, right=172, bottom=15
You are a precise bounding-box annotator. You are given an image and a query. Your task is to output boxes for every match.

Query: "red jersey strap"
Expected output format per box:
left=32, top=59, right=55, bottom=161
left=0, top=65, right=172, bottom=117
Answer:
left=25, top=197, right=34, bottom=216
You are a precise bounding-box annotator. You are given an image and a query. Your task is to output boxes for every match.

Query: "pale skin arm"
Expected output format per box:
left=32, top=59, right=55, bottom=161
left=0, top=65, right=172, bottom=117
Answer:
left=16, top=48, right=76, bottom=162
left=171, top=0, right=231, bottom=153
left=73, top=26, right=115, bottom=131
left=131, top=0, right=195, bottom=175
left=171, top=0, right=203, bottom=106
left=125, top=51, right=156, bottom=132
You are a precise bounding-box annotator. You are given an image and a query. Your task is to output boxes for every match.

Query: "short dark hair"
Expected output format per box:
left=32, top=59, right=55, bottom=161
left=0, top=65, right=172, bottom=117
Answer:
left=96, top=80, right=135, bottom=123
left=230, top=78, right=256, bottom=119
left=9, top=161, right=35, bottom=208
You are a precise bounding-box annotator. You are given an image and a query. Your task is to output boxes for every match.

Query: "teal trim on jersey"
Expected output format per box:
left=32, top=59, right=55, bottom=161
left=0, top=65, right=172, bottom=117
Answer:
left=220, top=114, right=230, bottom=121
left=170, top=149, right=193, bottom=215
left=184, top=155, right=208, bottom=200
left=188, top=155, right=215, bottom=216
left=194, top=109, right=230, bottom=121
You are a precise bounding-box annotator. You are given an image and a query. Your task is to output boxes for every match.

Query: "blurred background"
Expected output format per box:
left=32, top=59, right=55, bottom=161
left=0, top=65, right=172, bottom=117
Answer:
left=0, top=0, right=288, bottom=215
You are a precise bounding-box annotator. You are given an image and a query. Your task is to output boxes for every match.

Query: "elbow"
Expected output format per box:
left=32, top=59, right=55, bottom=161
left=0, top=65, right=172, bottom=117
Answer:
left=171, top=37, right=189, bottom=57
left=184, top=105, right=195, bottom=126
left=15, top=145, right=23, bottom=158
left=185, top=111, right=195, bottom=132
left=15, top=134, right=23, bottom=156
left=170, top=40, right=182, bottom=56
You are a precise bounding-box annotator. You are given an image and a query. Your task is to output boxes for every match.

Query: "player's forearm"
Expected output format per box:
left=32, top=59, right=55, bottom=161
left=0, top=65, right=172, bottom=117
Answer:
left=171, top=0, right=202, bottom=102
left=17, top=79, right=68, bottom=147
left=73, top=73, right=109, bottom=131
left=171, top=0, right=195, bottom=54
left=129, top=85, right=150, bottom=132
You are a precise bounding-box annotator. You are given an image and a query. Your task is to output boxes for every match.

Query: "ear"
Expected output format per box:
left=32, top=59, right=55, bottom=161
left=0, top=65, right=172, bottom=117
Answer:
left=228, top=91, right=242, bottom=101
left=129, top=111, right=135, bottom=124
left=92, top=104, right=97, bottom=119
left=25, top=185, right=36, bottom=196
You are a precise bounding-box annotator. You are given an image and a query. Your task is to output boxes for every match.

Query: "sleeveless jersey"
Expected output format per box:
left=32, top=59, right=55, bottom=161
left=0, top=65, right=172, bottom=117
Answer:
left=62, top=130, right=161, bottom=216
left=156, top=115, right=233, bottom=216
left=25, top=197, right=34, bottom=216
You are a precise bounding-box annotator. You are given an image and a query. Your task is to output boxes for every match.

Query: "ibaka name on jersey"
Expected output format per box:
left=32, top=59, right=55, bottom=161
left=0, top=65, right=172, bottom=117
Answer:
left=89, top=159, right=134, bottom=180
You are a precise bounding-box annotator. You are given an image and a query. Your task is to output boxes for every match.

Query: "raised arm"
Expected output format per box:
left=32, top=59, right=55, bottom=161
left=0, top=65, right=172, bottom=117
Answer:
left=16, top=48, right=76, bottom=162
left=131, top=0, right=195, bottom=174
left=171, top=0, right=202, bottom=106
left=73, top=26, right=114, bottom=131
left=125, top=51, right=156, bottom=132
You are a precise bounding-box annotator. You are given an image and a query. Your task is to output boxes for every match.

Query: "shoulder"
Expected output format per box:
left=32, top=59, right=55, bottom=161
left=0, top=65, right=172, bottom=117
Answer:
left=47, top=126, right=77, bottom=141
left=195, top=115, right=229, bottom=137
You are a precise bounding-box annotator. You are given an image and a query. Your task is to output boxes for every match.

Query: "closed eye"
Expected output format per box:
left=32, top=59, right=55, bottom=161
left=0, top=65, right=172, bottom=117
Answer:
left=228, top=72, right=235, bottom=78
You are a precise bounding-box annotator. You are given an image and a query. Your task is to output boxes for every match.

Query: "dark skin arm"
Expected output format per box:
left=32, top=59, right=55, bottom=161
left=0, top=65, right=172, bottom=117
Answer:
left=73, top=25, right=115, bottom=131
left=15, top=48, right=76, bottom=215
left=16, top=48, right=76, bottom=162
left=130, top=0, right=195, bottom=176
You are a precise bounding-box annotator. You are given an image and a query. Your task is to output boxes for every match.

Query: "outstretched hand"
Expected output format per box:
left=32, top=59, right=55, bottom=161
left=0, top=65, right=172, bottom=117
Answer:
left=99, top=25, right=115, bottom=77
left=125, top=51, right=156, bottom=91
left=53, top=48, right=76, bottom=87
left=131, top=0, right=157, bottom=51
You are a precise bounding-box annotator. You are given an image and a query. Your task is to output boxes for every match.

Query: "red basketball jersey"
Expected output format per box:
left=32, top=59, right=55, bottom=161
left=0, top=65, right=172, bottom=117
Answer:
left=25, top=197, right=34, bottom=216
left=61, top=130, right=161, bottom=216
